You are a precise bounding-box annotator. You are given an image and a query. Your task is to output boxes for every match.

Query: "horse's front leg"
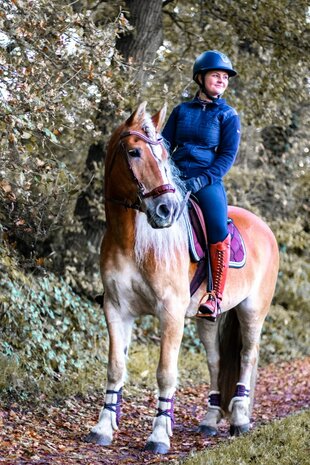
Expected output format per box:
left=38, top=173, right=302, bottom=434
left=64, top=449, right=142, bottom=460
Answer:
left=145, top=311, right=185, bottom=454
left=86, top=299, right=134, bottom=445
left=196, top=319, right=223, bottom=437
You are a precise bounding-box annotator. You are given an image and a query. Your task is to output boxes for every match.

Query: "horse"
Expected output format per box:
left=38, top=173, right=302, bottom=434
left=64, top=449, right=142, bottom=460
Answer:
left=86, top=102, right=279, bottom=454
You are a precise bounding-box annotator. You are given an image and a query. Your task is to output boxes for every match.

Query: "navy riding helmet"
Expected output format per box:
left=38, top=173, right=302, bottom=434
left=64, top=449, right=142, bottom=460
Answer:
left=193, top=50, right=237, bottom=82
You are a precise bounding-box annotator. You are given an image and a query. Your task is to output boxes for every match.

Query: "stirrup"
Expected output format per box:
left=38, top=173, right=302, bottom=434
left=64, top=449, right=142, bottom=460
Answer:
left=196, top=292, right=219, bottom=321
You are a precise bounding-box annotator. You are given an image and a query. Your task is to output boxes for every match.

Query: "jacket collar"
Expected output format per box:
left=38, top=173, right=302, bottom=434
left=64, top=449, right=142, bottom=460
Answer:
left=193, top=93, right=226, bottom=106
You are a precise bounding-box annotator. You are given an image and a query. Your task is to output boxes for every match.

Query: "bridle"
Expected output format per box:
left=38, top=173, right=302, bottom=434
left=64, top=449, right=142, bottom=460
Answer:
left=106, top=129, right=176, bottom=211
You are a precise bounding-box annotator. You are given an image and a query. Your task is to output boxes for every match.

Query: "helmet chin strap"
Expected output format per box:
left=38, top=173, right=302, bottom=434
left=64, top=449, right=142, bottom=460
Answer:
left=199, top=86, right=219, bottom=102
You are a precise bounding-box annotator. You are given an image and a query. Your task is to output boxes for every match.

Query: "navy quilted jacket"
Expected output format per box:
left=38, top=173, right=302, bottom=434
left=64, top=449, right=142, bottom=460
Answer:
left=162, top=96, right=241, bottom=188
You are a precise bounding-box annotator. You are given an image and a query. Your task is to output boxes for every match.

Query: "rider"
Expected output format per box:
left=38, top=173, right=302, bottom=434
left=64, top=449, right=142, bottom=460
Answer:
left=162, top=50, right=241, bottom=321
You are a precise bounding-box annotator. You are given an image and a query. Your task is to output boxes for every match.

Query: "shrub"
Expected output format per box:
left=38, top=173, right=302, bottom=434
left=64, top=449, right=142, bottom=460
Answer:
left=0, top=243, right=107, bottom=395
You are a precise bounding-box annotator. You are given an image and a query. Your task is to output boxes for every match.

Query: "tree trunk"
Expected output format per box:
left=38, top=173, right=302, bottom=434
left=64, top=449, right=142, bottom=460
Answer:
left=117, top=0, right=163, bottom=83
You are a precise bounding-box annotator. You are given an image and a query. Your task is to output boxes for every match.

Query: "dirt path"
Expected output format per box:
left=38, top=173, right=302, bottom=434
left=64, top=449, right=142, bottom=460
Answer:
left=0, top=358, right=309, bottom=465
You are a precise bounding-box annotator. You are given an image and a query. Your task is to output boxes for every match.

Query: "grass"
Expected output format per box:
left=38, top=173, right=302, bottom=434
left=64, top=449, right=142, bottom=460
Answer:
left=0, top=338, right=209, bottom=404
left=174, top=410, right=310, bottom=465
left=127, top=341, right=210, bottom=392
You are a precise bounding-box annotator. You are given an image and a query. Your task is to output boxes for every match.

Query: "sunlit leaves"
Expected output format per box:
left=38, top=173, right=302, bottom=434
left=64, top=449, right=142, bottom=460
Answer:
left=0, top=0, right=128, bottom=247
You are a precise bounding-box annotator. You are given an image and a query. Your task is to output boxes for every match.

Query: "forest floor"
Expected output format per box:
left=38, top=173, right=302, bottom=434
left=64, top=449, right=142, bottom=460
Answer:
left=0, top=357, right=309, bottom=465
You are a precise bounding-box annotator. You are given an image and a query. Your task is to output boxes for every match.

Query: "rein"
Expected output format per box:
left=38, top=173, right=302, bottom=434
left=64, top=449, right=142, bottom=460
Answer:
left=106, top=130, right=176, bottom=211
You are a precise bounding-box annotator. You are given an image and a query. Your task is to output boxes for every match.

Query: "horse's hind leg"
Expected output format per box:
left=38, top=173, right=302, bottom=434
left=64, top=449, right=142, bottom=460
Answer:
left=196, top=319, right=223, bottom=437
left=229, top=302, right=267, bottom=436
left=145, top=311, right=185, bottom=454
left=86, top=300, right=134, bottom=446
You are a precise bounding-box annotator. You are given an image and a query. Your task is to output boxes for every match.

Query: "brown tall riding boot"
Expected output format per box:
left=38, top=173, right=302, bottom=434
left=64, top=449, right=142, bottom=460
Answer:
left=196, top=234, right=231, bottom=321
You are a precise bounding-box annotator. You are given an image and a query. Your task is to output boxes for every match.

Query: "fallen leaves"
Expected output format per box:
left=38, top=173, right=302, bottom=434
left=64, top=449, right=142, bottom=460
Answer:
left=0, top=180, right=12, bottom=194
left=0, top=357, right=309, bottom=465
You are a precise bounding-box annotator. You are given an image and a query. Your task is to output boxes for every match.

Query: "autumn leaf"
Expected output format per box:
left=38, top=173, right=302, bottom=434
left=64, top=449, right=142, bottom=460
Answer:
left=0, top=180, right=12, bottom=193
left=15, top=219, right=26, bottom=226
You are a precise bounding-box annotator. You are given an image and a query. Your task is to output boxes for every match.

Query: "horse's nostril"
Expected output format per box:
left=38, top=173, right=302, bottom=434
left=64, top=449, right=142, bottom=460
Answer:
left=156, top=203, right=171, bottom=219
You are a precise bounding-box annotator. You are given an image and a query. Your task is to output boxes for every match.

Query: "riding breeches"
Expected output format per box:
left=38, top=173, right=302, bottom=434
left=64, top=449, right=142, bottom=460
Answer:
left=194, top=181, right=228, bottom=244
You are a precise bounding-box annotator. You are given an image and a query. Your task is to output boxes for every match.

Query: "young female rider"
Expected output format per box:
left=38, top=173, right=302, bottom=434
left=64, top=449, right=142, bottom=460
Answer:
left=162, top=50, right=241, bottom=321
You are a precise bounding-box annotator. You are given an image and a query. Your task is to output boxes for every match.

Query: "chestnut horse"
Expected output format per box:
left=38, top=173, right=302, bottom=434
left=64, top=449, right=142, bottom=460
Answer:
left=86, top=102, right=279, bottom=454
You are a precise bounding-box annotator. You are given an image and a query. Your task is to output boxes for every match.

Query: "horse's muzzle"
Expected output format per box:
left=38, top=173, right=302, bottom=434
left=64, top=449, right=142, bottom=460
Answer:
left=145, top=195, right=180, bottom=229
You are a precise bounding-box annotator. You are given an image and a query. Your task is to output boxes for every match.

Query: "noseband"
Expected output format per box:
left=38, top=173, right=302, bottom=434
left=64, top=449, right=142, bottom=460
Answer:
left=106, top=130, right=176, bottom=211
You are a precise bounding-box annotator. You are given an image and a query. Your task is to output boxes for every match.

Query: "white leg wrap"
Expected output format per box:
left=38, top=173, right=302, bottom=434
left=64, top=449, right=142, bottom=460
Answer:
left=93, top=386, right=123, bottom=435
left=148, top=388, right=175, bottom=446
left=229, top=383, right=250, bottom=413
left=208, top=390, right=223, bottom=412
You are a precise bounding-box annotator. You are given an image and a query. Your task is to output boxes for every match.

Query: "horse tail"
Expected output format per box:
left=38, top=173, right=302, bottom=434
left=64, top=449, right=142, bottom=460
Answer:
left=218, top=308, right=258, bottom=415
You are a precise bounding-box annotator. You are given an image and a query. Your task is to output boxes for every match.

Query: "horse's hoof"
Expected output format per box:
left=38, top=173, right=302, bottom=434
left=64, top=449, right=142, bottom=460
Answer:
left=230, top=423, right=250, bottom=436
left=144, top=441, right=169, bottom=454
left=198, top=425, right=218, bottom=437
left=85, top=431, right=112, bottom=446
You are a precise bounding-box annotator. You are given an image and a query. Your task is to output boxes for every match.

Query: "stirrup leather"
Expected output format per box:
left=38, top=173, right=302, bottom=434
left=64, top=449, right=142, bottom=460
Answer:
left=199, top=290, right=217, bottom=306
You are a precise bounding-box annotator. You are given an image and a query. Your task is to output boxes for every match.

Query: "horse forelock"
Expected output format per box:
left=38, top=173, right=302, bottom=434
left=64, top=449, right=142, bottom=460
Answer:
left=141, top=113, right=164, bottom=160
left=108, top=111, right=165, bottom=164
left=141, top=113, right=156, bottom=137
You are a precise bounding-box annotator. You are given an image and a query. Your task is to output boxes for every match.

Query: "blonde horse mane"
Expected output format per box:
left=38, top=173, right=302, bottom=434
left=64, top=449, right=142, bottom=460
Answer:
left=134, top=114, right=188, bottom=268
left=134, top=210, right=188, bottom=269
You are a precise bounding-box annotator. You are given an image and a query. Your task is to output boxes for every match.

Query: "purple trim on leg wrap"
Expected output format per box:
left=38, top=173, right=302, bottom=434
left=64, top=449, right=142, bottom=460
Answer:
left=156, top=396, right=175, bottom=426
left=104, top=388, right=123, bottom=426
left=234, top=385, right=250, bottom=398
left=208, top=393, right=221, bottom=407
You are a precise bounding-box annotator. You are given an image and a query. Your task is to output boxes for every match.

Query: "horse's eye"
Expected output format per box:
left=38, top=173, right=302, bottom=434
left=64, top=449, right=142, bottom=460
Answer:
left=128, top=148, right=141, bottom=158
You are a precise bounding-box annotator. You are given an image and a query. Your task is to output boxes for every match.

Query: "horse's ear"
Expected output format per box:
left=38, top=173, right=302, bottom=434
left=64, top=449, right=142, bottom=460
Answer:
left=151, top=102, right=167, bottom=132
left=126, top=101, right=147, bottom=126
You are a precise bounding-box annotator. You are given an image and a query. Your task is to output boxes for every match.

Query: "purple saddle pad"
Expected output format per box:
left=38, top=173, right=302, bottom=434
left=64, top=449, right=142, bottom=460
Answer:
left=228, top=220, right=246, bottom=268
left=187, top=200, right=246, bottom=268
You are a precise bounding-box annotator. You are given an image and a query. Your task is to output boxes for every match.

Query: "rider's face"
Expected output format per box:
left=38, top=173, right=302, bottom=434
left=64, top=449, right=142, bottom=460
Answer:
left=202, top=70, right=229, bottom=97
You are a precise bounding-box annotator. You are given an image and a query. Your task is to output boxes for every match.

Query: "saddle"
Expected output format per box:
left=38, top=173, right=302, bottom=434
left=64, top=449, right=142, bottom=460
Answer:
left=185, top=197, right=246, bottom=296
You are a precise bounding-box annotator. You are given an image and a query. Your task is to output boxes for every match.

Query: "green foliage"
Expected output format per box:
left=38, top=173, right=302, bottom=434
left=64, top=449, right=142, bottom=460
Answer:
left=0, top=155, right=77, bottom=249
left=262, top=305, right=309, bottom=363
left=177, top=410, right=310, bottom=465
left=0, top=0, right=127, bottom=249
left=127, top=340, right=210, bottom=394
left=1, top=0, right=123, bottom=154
left=143, top=0, right=310, bottom=126
left=261, top=241, right=310, bottom=363
left=0, top=242, right=107, bottom=395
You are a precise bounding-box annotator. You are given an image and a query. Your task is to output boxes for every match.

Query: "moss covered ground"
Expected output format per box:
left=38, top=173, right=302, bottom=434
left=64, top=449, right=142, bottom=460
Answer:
left=176, top=411, right=309, bottom=465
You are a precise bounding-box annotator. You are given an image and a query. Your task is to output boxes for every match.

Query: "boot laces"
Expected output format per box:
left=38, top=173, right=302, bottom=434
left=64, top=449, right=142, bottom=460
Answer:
left=214, top=249, right=225, bottom=295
